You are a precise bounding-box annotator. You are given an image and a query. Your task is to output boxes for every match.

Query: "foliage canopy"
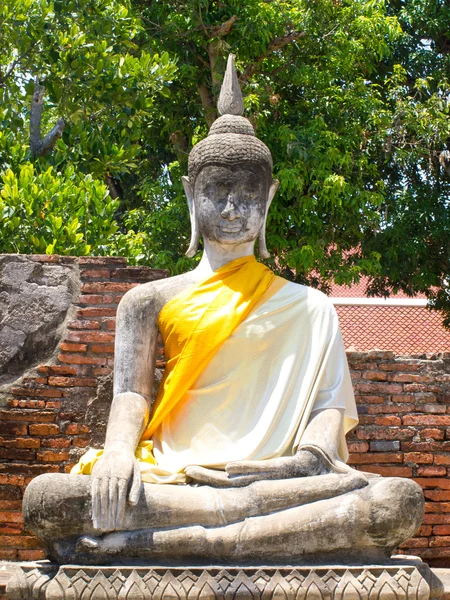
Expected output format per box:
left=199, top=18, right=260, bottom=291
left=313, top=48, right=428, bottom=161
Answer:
left=1, top=0, right=449, bottom=324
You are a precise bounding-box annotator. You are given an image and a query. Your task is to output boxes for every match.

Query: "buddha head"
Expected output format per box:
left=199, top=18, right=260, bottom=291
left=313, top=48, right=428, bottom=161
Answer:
left=182, top=55, right=279, bottom=259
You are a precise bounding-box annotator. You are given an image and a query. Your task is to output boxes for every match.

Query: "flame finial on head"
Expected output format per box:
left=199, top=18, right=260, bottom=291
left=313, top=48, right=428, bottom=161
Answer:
left=217, top=54, right=244, bottom=116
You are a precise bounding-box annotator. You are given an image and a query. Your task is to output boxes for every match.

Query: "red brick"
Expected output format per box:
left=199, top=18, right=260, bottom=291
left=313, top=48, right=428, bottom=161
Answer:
left=420, top=429, right=445, bottom=440
left=91, top=344, right=115, bottom=354
left=36, top=450, right=69, bottom=463
left=424, top=490, right=450, bottom=501
left=0, top=535, right=40, bottom=548
left=111, top=266, right=165, bottom=281
left=399, top=538, right=429, bottom=548
left=356, top=428, right=415, bottom=440
left=0, top=501, right=22, bottom=510
left=72, top=436, right=90, bottom=448
left=0, top=463, right=59, bottom=476
left=417, top=466, right=447, bottom=476
left=0, top=423, right=27, bottom=436
left=11, top=387, right=62, bottom=398
left=417, top=526, right=433, bottom=536
left=389, top=373, right=432, bottom=383
left=0, top=410, right=56, bottom=422
left=435, top=455, right=450, bottom=465
left=65, top=423, right=90, bottom=435
left=82, top=282, right=137, bottom=293
left=354, top=395, right=384, bottom=405
left=105, top=319, right=116, bottom=331
left=22, top=377, right=48, bottom=385
left=404, top=383, right=429, bottom=392
left=77, top=307, right=117, bottom=317
left=0, top=474, right=24, bottom=486
left=0, top=448, right=35, bottom=460
left=41, top=438, right=71, bottom=448
left=92, top=367, right=112, bottom=376
left=0, top=549, right=17, bottom=560
left=59, top=342, right=87, bottom=353
left=404, top=452, right=433, bottom=464
left=425, top=502, right=450, bottom=513
left=356, top=383, right=403, bottom=394
left=367, top=404, right=413, bottom=414
left=379, top=362, right=422, bottom=372
left=375, top=416, right=402, bottom=426
left=0, top=438, right=40, bottom=449
left=391, top=394, right=415, bottom=403
left=17, top=549, right=46, bottom=561
left=78, top=294, right=114, bottom=305
left=347, top=442, right=369, bottom=453
left=69, top=319, right=101, bottom=330
left=58, top=353, right=107, bottom=365
left=355, top=465, right=413, bottom=477
left=16, top=400, right=45, bottom=409
left=0, top=511, right=23, bottom=524
left=403, top=415, right=450, bottom=426
left=362, top=372, right=387, bottom=381
left=48, top=376, right=74, bottom=387
left=0, top=486, right=21, bottom=501
left=38, top=365, right=78, bottom=375
left=434, top=526, right=450, bottom=535
left=29, top=424, right=60, bottom=436
left=0, top=524, right=23, bottom=535
left=67, top=331, right=115, bottom=343
left=81, top=268, right=111, bottom=278
left=45, top=401, right=61, bottom=409
left=416, top=404, right=447, bottom=414
left=430, top=536, right=450, bottom=547
left=423, top=514, right=450, bottom=524
left=348, top=453, right=403, bottom=464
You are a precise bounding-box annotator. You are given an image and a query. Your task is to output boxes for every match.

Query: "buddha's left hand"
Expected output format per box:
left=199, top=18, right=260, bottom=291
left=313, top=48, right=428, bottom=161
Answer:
left=185, top=449, right=329, bottom=487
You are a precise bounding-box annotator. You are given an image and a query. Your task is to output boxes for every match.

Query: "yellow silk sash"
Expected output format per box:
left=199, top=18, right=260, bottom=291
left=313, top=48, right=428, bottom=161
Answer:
left=141, top=255, right=275, bottom=440
left=72, top=256, right=278, bottom=477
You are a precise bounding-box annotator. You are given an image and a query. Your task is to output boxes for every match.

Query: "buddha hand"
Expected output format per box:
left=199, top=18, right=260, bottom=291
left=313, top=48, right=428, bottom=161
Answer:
left=90, top=444, right=142, bottom=531
left=185, top=449, right=329, bottom=488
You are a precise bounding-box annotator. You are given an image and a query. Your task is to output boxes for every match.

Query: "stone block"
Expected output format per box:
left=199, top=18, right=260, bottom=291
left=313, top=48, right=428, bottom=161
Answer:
left=5, top=558, right=444, bottom=600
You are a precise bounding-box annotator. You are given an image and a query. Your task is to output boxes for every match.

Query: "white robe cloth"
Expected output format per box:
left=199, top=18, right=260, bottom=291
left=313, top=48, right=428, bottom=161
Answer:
left=141, top=282, right=358, bottom=484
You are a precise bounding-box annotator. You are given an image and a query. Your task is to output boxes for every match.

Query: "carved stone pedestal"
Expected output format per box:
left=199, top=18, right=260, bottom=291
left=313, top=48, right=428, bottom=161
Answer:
left=6, top=557, right=443, bottom=600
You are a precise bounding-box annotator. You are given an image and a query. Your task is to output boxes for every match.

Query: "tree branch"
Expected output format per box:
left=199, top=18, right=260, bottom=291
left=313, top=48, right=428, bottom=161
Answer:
left=30, top=80, right=45, bottom=157
left=198, top=83, right=217, bottom=126
left=39, top=118, right=65, bottom=156
left=241, top=30, right=306, bottom=82
left=210, top=15, right=237, bottom=38
left=30, top=80, right=65, bottom=158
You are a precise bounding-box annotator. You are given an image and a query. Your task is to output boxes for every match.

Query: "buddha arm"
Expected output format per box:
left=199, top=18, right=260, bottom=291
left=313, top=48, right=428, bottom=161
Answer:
left=91, top=285, right=159, bottom=531
left=106, top=286, right=159, bottom=450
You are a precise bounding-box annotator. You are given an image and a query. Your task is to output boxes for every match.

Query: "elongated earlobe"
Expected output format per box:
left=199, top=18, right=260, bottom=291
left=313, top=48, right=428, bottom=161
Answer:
left=182, top=176, right=200, bottom=257
left=258, top=179, right=279, bottom=259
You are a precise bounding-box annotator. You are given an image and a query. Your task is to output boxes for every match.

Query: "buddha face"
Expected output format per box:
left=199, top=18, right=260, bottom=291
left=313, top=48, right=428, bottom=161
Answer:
left=193, top=165, right=269, bottom=245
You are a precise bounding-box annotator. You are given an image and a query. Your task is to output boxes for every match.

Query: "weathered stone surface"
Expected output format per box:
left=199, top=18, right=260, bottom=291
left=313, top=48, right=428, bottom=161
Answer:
left=0, top=255, right=79, bottom=391
left=5, top=559, right=443, bottom=600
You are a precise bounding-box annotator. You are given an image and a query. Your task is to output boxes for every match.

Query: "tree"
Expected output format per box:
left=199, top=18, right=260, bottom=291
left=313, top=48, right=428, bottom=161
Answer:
left=1, top=0, right=449, bottom=324
left=0, top=0, right=176, bottom=255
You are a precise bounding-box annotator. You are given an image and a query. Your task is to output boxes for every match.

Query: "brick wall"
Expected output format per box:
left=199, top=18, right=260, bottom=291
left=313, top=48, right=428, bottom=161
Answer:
left=347, top=351, right=450, bottom=566
left=0, top=256, right=449, bottom=566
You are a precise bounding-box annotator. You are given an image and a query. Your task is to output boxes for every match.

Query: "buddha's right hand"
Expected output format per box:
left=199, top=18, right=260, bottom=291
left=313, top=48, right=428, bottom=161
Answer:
left=90, top=445, right=142, bottom=532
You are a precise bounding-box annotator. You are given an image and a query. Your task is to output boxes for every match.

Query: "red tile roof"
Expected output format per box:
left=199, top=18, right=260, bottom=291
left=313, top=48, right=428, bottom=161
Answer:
left=335, top=304, right=450, bottom=355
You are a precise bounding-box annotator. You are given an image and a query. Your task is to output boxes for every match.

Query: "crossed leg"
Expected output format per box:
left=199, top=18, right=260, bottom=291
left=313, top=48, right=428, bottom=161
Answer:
left=23, top=471, right=423, bottom=565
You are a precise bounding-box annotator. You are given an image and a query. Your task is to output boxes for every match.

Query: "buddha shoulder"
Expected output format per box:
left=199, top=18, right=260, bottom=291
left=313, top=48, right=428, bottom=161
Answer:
left=283, top=280, right=337, bottom=318
left=116, top=271, right=201, bottom=319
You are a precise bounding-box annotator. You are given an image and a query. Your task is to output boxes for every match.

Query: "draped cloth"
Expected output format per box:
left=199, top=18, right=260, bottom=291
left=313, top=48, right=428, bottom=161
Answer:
left=72, top=256, right=358, bottom=484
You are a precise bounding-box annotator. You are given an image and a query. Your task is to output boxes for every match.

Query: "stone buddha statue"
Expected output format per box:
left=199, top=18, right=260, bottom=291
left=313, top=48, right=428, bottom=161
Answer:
left=23, top=55, right=424, bottom=567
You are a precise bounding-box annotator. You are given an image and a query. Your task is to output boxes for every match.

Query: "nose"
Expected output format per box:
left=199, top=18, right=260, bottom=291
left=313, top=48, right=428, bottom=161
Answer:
left=221, top=194, right=240, bottom=220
